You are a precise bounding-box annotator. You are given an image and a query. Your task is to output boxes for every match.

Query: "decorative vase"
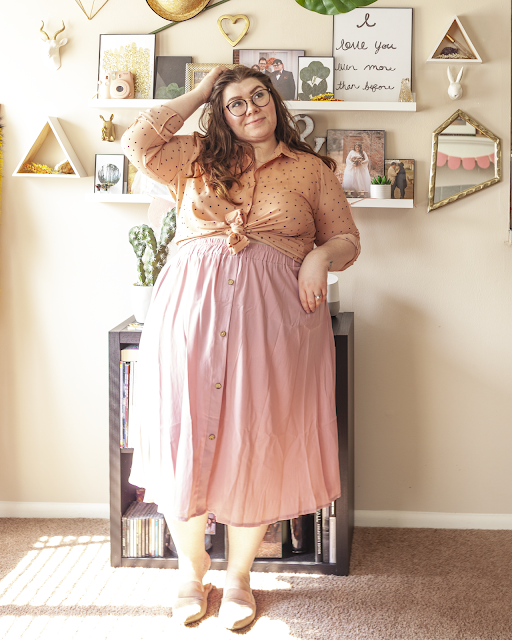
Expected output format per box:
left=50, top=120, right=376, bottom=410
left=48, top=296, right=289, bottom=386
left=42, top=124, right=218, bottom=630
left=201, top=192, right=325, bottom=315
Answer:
left=131, top=285, right=154, bottom=323
left=370, top=184, right=392, bottom=199
left=327, top=273, right=340, bottom=316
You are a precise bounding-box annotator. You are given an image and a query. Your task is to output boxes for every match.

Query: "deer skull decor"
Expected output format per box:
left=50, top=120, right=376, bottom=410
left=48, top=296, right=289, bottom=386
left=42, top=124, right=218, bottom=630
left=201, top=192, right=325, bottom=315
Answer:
left=40, top=21, right=68, bottom=71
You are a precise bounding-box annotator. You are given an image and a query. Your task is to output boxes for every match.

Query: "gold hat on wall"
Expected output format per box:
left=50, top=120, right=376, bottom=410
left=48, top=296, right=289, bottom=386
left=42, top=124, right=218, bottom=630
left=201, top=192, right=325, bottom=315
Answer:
left=146, top=0, right=210, bottom=21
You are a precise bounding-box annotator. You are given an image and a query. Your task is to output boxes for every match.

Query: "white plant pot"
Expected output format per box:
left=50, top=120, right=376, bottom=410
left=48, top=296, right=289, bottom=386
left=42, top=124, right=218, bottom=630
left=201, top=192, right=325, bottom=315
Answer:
left=131, top=285, right=154, bottom=324
left=327, top=273, right=341, bottom=316
left=370, top=184, right=392, bottom=199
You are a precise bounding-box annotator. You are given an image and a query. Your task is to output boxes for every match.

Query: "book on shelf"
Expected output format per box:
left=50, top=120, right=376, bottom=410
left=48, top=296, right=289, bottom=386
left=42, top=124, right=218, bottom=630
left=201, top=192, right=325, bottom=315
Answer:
left=322, top=506, right=330, bottom=562
left=122, top=501, right=166, bottom=558
left=119, top=356, right=138, bottom=448
left=121, top=345, right=139, bottom=361
left=315, top=509, right=322, bottom=562
left=329, top=501, right=336, bottom=564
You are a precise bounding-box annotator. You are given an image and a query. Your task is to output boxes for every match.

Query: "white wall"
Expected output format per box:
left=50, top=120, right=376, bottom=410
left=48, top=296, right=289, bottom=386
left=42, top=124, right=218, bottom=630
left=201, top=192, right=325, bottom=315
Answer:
left=0, top=0, right=511, bottom=518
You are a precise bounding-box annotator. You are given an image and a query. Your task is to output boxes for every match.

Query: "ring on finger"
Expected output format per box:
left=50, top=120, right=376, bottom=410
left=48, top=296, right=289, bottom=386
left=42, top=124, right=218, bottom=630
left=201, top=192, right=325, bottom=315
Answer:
left=314, top=294, right=322, bottom=300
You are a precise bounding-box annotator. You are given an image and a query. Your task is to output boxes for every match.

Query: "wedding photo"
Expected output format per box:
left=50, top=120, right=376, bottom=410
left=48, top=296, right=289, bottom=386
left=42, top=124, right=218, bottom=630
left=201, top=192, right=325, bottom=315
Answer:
left=233, top=49, right=305, bottom=100
left=326, top=129, right=385, bottom=196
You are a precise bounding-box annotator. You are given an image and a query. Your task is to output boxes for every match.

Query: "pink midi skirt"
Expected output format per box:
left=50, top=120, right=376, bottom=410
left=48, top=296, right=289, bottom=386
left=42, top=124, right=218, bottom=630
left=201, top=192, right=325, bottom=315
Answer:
left=129, top=237, right=341, bottom=527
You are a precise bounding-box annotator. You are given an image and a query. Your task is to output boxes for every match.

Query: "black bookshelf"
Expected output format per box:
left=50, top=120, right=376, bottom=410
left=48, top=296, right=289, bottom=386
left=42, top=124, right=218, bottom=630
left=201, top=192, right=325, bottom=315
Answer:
left=109, top=313, right=354, bottom=575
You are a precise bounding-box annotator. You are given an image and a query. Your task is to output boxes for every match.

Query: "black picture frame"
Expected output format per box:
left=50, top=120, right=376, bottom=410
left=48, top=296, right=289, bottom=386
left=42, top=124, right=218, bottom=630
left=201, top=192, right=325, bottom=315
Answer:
left=154, top=56, right=192, bottom=99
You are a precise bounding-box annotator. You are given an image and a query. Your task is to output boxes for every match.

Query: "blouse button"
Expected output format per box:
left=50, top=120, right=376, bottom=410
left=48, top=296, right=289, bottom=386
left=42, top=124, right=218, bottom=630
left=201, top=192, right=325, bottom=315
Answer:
left=228, top=279, right=234, bottom=285
left=220, top=331, right=226, bottom=337
left=215, top=383, right=222, bottom=389
left=209, top=434, right=216, bottom=440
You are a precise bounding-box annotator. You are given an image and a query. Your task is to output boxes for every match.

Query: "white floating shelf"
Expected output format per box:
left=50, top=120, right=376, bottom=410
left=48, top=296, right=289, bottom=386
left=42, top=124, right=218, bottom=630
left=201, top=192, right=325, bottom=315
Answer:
left=89, top=193, right=153, bottom=203
left=89, top=98, right=417, bottom=112
left=349, top=198, right=414, bottom=208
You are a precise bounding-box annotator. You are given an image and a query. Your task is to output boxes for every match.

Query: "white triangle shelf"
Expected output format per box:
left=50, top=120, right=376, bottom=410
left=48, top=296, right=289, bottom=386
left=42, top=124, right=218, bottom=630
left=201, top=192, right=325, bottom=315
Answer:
left=13, top=117, right=87, bottom=178
left=427, top=15, right=482, bottom=63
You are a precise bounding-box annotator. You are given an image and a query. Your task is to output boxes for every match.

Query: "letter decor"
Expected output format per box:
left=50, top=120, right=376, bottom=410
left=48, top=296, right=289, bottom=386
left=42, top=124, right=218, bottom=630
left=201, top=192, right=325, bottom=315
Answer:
left=332, top=7, right=413, bottom=103
left=295, top=0, right=377, bottom=15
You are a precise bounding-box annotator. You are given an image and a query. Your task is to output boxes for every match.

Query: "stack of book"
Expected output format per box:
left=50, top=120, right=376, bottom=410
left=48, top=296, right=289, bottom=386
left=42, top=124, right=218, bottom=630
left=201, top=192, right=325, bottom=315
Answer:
left=122, top=501, right=166, bottom=558
left=315, top=501, right=337, bottom=563
left=120, top=345, right=139, bottom=447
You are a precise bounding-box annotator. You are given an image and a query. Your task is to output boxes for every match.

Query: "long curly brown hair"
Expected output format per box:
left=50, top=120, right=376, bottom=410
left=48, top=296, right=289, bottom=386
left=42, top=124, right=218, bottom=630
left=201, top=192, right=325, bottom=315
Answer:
left=191, top=66, right=337, bottom=205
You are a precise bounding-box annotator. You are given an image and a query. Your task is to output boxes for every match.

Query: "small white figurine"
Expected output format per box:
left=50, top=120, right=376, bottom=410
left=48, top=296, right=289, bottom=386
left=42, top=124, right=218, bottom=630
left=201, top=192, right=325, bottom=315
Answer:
left=40, top=21, right=68, bottom=71
left=447, top=67, right=464, bottom=101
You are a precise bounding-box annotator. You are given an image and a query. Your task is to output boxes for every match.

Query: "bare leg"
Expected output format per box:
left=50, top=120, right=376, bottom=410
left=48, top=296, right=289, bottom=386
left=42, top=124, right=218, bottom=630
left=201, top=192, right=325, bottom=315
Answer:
left=225, top=523, right=268, bottom=592
left=166, top=512, right=210, bottom=585
left=219, top=523, right=268, bottom=629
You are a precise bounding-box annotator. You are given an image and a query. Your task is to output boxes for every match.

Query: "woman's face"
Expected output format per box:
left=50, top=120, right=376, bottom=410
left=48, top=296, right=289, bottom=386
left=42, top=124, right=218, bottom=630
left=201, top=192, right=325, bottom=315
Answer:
left=222, top=78, right=277, bottom=146
left=355, top=144, right=362, bottom=153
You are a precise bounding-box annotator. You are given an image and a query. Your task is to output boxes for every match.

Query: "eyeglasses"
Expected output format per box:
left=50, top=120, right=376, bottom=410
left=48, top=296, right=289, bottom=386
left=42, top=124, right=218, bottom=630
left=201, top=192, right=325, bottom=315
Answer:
left=225, top=88, right=271, bottom=117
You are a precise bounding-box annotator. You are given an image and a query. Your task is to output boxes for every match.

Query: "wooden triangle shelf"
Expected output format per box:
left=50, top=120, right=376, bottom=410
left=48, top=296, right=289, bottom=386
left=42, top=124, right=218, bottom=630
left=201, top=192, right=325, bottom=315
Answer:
left=12, top=117, right=87, bottom=178
left=427, top=15, right=482, bottom=63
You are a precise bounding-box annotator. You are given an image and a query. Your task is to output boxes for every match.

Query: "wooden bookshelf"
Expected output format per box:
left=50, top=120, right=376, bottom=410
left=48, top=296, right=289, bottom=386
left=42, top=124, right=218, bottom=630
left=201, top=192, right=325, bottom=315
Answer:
left=109, top=313, right=354, bottom=576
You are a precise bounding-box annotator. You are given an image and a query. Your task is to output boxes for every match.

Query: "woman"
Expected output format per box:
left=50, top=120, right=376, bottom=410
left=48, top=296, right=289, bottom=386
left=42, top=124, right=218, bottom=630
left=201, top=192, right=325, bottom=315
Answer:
left=342, top=142, right=372, bottom=195
left=395, top=161, right=408, bottom=199
left=122, top=65, right=360, bottom=629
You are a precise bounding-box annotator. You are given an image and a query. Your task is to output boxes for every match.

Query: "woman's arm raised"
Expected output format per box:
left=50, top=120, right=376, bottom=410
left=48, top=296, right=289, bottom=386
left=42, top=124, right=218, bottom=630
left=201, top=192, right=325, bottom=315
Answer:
left=164, top=66, right=227, bottom=121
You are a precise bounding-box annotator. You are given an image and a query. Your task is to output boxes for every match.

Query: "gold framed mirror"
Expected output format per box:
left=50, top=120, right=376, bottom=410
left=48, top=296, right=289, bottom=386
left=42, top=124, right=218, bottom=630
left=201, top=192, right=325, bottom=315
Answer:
left=428, top=110, right=501, bottom=212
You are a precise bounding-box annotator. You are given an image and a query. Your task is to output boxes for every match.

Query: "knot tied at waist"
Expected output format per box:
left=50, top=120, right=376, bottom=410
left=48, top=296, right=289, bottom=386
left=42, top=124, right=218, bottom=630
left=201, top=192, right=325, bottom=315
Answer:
left=225, top=209, right=250, bottom=255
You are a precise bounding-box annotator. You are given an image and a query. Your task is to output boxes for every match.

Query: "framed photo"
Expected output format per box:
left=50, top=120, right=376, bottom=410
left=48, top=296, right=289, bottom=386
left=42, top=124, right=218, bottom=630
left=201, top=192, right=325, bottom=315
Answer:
left=233, top=49, right=305, bottom=100
left=185, top=63, right=237, bottom=93
left=98, top=34, right=156, bottom=99
left=385, top=159, right=415, bottom=200
left=298, top=56, right=335, bottom=100
left=326, top=129, right=385, bottom=197
left=94, top=154, right=126, bottom=195
left=332, top=8, right=413, bottom=102
left=154, top=56, right=192, bottom=99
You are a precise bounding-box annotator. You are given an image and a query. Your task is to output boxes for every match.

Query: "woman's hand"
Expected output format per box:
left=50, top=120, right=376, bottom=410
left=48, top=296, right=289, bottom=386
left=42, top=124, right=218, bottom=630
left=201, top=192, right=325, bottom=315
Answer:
left=298, top=250, right=330, bottom=314
left=197, top=65, right=228, bottom=103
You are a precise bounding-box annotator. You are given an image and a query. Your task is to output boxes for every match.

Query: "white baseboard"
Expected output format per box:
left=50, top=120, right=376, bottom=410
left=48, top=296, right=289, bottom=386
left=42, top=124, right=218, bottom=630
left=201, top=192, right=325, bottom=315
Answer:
left=0, top=501, right=109, bottom=519
left=1, top=503, right=511, bottom=529
left=355, top=510, right=512, bottom=530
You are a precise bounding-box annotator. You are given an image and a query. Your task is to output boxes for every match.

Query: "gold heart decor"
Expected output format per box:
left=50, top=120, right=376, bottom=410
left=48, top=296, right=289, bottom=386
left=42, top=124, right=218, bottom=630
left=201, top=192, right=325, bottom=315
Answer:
left=74, top=0, right=110, bottom=20
left=217, top=14, right=250, bottom=47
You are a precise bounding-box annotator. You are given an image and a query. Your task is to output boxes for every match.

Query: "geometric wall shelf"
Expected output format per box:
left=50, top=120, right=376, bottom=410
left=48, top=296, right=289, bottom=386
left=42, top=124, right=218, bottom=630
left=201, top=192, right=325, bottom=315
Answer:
left=427, top=15, right=482, bottom=63
left=12, top=117, right=87, bottom=178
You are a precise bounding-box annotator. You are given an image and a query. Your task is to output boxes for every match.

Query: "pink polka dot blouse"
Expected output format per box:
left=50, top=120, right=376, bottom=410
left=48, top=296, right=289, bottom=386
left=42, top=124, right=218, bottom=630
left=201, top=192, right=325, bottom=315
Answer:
left=122, top=106, right=361, bottom=266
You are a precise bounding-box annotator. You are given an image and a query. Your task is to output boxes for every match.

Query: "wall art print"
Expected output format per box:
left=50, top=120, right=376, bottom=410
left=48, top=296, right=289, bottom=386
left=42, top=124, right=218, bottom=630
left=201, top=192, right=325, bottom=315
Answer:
left=298, top=57, right=334, bottom=100
left=332, top=7, right=413, bottom=102
left=233, top=49, right=305, bottom=100
left=94, top=154, right=126, bottom=195
left=154, top=56, right=192, bottom=99
left=98, top=34, right=156, bottom=99
left=327, top=129, right=385, bottom=197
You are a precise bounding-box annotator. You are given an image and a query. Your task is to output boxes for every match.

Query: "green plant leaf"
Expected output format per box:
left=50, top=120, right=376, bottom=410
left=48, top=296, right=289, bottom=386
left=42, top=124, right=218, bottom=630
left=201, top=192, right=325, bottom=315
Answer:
left=300, top=67, right=314, bottom=83
left=295, top=0, right=378, bottom=16
left=311, top=78, right=328, bottom=96
left=301, top=81, right=313, bottom=97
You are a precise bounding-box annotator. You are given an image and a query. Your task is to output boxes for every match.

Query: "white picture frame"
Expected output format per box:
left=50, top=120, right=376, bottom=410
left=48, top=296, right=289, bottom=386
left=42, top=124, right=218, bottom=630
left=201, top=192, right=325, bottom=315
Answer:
left=98, top=34, right=156, bottom=100
left=332, top=8, right=413, bottom=102
left=94, top=154, right=126, bottom=195
left=297, top=57, right=335, bottom=100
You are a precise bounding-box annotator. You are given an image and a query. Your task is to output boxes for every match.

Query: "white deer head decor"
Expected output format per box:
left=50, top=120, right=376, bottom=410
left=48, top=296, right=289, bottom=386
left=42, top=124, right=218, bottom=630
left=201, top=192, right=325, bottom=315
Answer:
left=40, top=21, right=68, bottom=71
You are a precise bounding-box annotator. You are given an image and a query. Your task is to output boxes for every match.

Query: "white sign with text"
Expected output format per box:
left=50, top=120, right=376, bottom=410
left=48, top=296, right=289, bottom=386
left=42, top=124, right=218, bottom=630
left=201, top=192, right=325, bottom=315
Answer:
left=333, top=8, right=413, bottom=102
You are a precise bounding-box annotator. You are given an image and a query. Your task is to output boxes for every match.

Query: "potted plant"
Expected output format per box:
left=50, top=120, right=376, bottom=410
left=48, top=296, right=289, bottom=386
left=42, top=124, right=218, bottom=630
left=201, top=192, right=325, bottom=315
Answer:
left=370, top=175, right=392, bottom=199
left=128, top=207, right=176, bottom=323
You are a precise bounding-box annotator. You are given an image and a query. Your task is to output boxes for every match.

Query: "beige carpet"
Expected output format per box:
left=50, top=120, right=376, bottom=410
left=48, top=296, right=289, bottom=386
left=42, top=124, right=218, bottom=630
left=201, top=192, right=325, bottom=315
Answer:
left=0, top=519, right=511, bottom=639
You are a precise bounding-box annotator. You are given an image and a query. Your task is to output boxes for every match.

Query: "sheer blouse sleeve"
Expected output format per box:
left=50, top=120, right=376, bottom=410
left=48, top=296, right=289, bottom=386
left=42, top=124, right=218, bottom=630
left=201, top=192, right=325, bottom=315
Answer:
left=312, top=160, right=361, bottom=271
left=121, top=106, right=200, bottom=187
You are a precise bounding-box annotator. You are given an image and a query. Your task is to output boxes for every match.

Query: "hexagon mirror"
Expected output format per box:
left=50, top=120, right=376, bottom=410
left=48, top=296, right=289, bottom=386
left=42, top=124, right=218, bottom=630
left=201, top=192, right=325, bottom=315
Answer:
left=428, top=110, right=501, bottom=212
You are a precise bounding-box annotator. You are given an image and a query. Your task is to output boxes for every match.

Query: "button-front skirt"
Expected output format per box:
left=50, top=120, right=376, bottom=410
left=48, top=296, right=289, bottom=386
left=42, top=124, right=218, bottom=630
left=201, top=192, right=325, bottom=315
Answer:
left=129, top=238, right=341, bottom=527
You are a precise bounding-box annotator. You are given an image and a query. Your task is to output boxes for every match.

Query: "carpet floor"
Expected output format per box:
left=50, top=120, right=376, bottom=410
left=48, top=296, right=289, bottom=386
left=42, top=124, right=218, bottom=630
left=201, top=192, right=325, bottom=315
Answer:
left=0, top=519, right=511, bottom=639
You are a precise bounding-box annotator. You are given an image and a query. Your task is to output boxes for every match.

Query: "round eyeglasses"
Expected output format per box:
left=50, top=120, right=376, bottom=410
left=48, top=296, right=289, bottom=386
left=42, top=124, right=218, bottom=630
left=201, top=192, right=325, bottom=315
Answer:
left=225, top=88, right=271, bottom=117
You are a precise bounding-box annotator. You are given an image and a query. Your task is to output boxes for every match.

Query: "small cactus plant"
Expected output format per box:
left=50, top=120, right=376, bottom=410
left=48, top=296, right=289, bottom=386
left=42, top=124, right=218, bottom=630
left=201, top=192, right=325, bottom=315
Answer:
left=371, top=175, right=392, bottom=185
left=129, top=207, right=176, bottom=286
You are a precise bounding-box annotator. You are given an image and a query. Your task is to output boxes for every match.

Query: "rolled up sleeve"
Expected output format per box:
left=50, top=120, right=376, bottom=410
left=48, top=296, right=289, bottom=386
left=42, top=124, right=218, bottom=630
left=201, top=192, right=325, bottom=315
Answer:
left=121, top=106, right=198, bottom=186
left=313, top=162, right=361, bottom=270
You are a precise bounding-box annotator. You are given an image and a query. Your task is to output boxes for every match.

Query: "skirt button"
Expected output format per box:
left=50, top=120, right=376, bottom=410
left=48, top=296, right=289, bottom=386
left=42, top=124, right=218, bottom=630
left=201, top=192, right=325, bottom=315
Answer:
left=209, top=434, right=216, bottom=440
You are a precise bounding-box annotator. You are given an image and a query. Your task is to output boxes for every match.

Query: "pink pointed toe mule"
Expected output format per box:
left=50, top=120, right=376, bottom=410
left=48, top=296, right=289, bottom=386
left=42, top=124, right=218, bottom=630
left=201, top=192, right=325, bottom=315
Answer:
left=218, top=587, right=257, bottom=630
left=172, top=581, right=213, bottom=625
